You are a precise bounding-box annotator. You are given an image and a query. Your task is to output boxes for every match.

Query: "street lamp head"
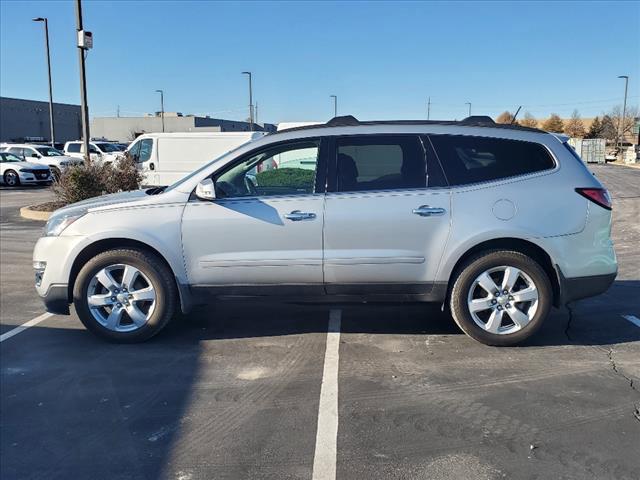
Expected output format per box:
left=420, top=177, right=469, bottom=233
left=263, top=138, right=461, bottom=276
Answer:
left=32, top=17, right=45, bottom=22
left=618, top=75, right=629, bottom=79
left=155, top=89, right=163, bottom=93
left=241, top=71, right=251, bottom=75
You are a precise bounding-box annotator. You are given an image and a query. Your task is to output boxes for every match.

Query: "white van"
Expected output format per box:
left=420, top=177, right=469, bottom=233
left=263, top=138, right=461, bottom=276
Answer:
left=125, top=132, right=266, bottom=186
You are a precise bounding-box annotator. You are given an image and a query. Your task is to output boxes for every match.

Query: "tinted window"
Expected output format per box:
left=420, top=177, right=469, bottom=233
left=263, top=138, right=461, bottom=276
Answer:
left=67, top=143, right=81, bottom=153
left=336, top=135, right=425, bottom=192
left=36, top=147, right=64, bottom=157
left=430, top=135, right=555, bottom=186
left=215, top=141, right=319, bottom=198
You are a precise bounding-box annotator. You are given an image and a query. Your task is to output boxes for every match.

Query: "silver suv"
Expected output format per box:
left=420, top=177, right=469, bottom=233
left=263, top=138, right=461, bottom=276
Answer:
left=33, top=116, right=617, bottom=346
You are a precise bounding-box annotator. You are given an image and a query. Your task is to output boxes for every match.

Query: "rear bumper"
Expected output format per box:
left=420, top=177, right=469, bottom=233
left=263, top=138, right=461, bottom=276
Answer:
left=39, top=284, right=70, bottom=315
left=558, top=270, right=617, bottom=305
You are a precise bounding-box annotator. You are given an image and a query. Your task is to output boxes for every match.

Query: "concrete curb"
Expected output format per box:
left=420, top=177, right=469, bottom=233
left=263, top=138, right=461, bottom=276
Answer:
left=20, top=205, right=52, bottom=221
left=608, top=161, right=640, bottom=170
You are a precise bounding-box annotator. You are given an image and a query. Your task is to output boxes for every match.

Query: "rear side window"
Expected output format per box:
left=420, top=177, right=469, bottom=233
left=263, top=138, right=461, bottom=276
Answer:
left=336, top=135, right=425, bottom=192
left=66, top=143, right=81, bottom=153
left=430, top=135, right=555, bottom=186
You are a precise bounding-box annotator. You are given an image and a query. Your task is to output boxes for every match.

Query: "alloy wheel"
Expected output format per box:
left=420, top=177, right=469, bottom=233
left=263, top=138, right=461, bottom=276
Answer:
left=467, top=265, right=539, bottom=335
left=86, top=263, right=157, bottom=332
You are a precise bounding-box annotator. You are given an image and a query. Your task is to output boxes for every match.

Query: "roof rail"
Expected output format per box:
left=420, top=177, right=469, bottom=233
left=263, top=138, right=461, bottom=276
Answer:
left=326, top=115, right=360, bottom=127
left=458, top=115, right=496, bottom=125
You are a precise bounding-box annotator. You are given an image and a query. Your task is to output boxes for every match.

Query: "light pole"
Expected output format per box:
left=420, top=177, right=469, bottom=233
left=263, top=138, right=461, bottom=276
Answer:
left=241, top=71, right=254, bottom=131
left=617, top=75, right=629, bottom=153
left=155, top=89, right=165, bottom=132
left=32, top=17, right=55, bottom=147
left=427, top=96, right=431, bottom=120
left=465, top=102, right=472, bottom=117
left=75, top=0, right=91, bottom=163
left=330, top=95, right=337, bottom=117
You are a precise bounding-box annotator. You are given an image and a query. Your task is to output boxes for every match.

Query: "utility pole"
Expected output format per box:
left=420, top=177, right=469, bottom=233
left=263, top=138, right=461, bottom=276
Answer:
left=75, top=0, right=91, bottom=163
left=117, top=105, right=120, bottom=117
left=255, top=101, right=259, bottom=125
left=155, top=89, right=165, bottom=132
left=617, top=75, right=629, bottom=154
left=32, top=17, right=55, bottom=147
left=330, top=95, right=337, bottom=117
left=427, top=96, right=431, bottom=120
left=241, top=71, right=253, bottom=131
left=465, top=102, right=472, bottom=117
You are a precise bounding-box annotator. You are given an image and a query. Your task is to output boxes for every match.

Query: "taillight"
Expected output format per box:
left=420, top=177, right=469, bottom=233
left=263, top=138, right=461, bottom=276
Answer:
left=575, top=187, right=612, bottom=210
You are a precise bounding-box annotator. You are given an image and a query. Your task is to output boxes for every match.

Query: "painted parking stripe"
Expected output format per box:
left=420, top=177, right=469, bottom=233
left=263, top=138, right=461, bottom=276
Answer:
left=312, top=308, right=341, bottom=480
left=0, top=312, right=54, bottom=342
left=622, top=315, right=640, bottom=328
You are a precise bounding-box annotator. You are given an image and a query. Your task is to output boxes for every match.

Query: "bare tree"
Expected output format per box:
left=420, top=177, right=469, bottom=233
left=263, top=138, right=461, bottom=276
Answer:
left=519, top=112, right=538, bottom=128
left=541, top=114, right=564, bottom=133
left=495, top=111, right=515, bottom=124
left=564, top=109, right=586, bottom=138
left=609, top=104, right=639, bottom=144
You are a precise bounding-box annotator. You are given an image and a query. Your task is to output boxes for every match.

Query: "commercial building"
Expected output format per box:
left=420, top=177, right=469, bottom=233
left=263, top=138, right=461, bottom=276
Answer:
left=91, top=113, right=276, bottom=142
left=0, top=97, right=81, bottom=143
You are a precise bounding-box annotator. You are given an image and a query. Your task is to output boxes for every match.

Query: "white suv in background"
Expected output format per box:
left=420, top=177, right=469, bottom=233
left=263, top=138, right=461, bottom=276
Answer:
left=64, top=141, right=125, bottom=165
left=33, top=116, right=617, bottom=346
left=0, top=144, right=82, bottom=179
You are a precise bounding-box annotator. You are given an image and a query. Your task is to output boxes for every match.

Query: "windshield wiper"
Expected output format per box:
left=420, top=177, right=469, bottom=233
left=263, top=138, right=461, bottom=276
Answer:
left=145, top=186, right=167, bottom=195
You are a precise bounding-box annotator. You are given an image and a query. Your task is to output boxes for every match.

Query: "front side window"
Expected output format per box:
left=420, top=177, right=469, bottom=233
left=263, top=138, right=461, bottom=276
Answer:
left=8, top=148, right=25, bottom=158
left=36, top=147, right=64, bottom=157
left=336, top=135, right=425, bottom=192
left=67, top=143, right=81, bottom=153
left=430, top=135, right=555, bottom=186
left=95, top=143, right=120, bottom=153
left=138, top=139, right=153, bottom=162
left=214, top=141, right=319, bottom=198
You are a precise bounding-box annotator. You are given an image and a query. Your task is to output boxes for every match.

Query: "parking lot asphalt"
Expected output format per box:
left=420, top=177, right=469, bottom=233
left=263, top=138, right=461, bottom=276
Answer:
left=1, top=164, right=639, bottom=480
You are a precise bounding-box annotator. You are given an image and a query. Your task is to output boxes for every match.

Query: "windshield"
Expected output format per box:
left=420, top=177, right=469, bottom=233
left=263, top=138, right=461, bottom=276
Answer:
left=163, top=140, right=256, bottom=193
left=95, top=143, right=122, bottom=153
left=0, top=153, right=22, bottom=163
left=36, top=147, right=64, bottom=157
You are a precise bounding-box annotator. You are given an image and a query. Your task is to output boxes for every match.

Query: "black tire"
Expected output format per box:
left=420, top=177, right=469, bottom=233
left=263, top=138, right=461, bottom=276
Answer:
left=3, top=170, right=20, bottom=187
left=449, top=250, right=552, bottom=346
left=73, top=248, right=177, bottom=342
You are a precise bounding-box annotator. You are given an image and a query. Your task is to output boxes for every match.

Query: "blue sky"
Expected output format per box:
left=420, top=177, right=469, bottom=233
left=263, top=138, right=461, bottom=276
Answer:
left=1, top=1, right=638, bottom=123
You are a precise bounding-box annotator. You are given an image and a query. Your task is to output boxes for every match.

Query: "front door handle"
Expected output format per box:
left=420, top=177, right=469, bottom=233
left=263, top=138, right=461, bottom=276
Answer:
left=412, top=205, right=446, bottom=217
left=284, top=210, right=316, bottom=221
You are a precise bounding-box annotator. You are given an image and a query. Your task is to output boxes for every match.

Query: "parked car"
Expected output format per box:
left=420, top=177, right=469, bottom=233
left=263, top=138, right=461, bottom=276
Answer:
left=0, top=152, right=52, bottom=186
left=33, top=116, right=617, bottom=346
left=123, top=132, right=266, bottom=186
left=0, top=144, right=82, bottom=179
left=63, top=141, right=125, bottom=164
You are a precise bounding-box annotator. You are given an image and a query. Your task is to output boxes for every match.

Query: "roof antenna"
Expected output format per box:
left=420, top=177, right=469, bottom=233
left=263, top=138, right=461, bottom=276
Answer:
left=511, top=106, right=522, bottom=124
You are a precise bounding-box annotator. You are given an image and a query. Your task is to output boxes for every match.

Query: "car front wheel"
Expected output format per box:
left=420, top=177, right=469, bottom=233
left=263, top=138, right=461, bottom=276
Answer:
left=3, top=170, right=20, bottom=186
left=449, top=250, right=552, bottom=346
left=73, top=248, right=177, bottom=342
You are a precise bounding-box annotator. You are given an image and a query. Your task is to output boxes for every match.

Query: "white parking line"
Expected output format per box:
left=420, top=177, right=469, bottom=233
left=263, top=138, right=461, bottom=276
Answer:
left=0, top=312, right=54, bottom=342
left=312, top=308, right=341, bottom=480
left=622, top=315, right=640, bottom=328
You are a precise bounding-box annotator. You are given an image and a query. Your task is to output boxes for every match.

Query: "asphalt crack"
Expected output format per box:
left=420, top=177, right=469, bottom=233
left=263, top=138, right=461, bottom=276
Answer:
left=564, top=304, right=574, bottom=342
left=607, top=347, right=640, bottom=424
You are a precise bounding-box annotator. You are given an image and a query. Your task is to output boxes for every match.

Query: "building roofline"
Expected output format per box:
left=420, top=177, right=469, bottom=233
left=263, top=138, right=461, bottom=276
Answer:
left=0, top=96, right=81, bottom=108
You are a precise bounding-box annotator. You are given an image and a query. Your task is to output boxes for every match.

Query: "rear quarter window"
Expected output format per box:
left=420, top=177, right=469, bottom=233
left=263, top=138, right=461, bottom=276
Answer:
left=66, top=143, right=81, bottom=153
left=429, top=135, right=555, bottom=186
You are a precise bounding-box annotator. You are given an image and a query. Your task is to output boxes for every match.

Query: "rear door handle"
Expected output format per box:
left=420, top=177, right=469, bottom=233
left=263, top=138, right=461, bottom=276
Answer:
left=412, top=205, right=446, bottom=217
left=284, top=210, right=316, bottom=221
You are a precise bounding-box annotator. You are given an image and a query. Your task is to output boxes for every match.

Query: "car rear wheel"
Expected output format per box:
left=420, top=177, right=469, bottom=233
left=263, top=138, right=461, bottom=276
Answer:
left=449, top=250, right=552, bottom=346
left=73, top=248, right=177, bottom=342
left=4, top=170, right=20, bottom=186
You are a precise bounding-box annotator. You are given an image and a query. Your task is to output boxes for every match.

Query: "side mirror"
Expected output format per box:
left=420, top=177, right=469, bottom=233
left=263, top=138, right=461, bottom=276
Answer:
left=31, top=153, right=39, bottom=158
left=195, top=178, right=216, bottom=201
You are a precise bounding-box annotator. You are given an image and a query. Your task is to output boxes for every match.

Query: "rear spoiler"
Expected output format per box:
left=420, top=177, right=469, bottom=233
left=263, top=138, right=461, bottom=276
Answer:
left=550, top=133, right=570, bottom=143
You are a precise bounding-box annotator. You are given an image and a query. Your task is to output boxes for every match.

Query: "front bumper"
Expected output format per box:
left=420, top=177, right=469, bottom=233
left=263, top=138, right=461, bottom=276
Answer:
left=39, top=284, right=70, bottom=315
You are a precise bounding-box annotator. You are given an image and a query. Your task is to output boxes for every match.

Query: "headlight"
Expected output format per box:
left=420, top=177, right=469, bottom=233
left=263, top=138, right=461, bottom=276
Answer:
left=60, top=161, right=70, bottom=166
left=19, top=169, right=32, bottom=173
left=44, top=211, right=85, bottom=236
